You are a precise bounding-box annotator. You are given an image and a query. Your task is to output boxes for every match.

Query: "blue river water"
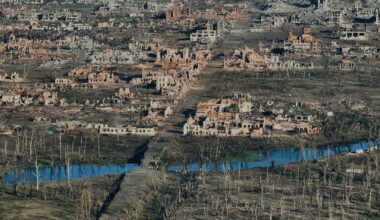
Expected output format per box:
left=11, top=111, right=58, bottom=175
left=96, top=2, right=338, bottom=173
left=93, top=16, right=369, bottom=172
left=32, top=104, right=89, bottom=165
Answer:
left=166, top=139, right=379, bottom=172
left=4, top=163, right=139, bottom=185
left=2, top=139, right=378, bottom=185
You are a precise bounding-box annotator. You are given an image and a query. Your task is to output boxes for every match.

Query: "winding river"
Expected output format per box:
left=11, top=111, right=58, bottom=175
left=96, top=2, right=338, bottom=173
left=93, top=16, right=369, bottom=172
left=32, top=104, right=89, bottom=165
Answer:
left=3, top=139, right=378, bottom=186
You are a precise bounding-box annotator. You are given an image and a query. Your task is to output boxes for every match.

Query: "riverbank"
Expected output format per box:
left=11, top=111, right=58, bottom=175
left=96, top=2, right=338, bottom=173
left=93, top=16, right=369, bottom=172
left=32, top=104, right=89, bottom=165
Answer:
left=3, top=138, right=377, bottom=186
left=0, top=174, right=121, bottom=219
left=166, top=139, right=378, bottom=172
left=94, top=148, right=380, bottom=219
left=161, top=134, right=378, bottom=164
left=0, top=134, right=148, bottom=172
left=134, top=149, right=380, bottom=219
left=1, top=137, right=377, bottom=219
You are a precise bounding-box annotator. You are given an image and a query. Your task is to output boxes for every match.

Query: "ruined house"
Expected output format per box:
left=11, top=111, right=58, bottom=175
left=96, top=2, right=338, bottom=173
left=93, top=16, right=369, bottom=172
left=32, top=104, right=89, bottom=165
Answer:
left=115, top=88, right=135, bottom=99
left=99, top=126, right=156, bottom=136
left=184, top=95, right=322, bottom=138
left=156, top=47, right=211, bottom=68
left=284, top=27, right=318, bottom=52
left=0, top=72, right=25, bottom=82
left=339, top=31, right=368, bottom=41
left=340, top=60, right=356, bottom=71
left=224, top=47, right=268, bottom=71
left=90, top=50, right=134, bottom=65
left=41, top=91, right=58, bottom=105
left=88, top=71, right=118, bottom=84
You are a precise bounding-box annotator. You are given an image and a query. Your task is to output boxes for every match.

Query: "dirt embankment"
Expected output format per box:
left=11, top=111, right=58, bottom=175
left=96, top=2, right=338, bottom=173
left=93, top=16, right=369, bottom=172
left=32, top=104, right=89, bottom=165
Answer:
left=99, top=168, right=166, bottom=220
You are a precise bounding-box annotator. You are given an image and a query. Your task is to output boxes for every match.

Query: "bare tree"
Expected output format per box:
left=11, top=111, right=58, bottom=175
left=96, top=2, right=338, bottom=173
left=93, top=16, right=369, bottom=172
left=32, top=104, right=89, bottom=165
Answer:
left=33, top=156, right=40, bottom=192
left=79, top=187, right=93, bottom=220
left=65, top=156, right=71, bottom=187
left=3, top=141, right=7, bottom=162
left=97, top=133, right=101, bottom=158
left=59, top=132, right=62, bottom=161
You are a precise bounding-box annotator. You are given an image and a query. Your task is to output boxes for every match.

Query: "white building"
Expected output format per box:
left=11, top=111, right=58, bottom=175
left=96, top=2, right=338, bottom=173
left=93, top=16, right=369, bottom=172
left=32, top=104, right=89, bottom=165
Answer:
left=190, top=29, right=217, bottom=43
left=339, top=31, right=368, bottom=41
